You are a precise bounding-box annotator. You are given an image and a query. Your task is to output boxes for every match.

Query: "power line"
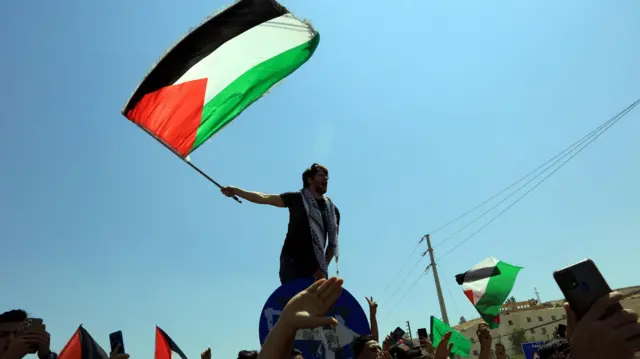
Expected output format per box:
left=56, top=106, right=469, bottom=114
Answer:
left=433, top=105, right=620, bottom=249
left=378, top=240, right=423, bottom=300
left=382, top=254, right=426, bottom=306
left=429, top=98, right=638, bottom=246
left=382, top=267, right=431, bottom=321
left=436, top=98, right=640, bottom=262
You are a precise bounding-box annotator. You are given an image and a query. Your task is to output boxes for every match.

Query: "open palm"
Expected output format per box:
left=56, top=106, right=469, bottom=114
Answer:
left=280, top=277, right=344, bottom=329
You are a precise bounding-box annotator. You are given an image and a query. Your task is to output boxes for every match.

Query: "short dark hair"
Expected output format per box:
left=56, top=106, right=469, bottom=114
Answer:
left=237, top=350, right=258, bottom=359
left=352, top=335, right=375, bottom=359
left=0, top=310, right=27, bottom=324
left=302, top=163, right=328, bottom=188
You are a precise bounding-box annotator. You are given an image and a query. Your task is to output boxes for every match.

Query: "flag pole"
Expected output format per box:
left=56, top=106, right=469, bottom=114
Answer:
left=183, top=157, right=241, bottom=203
left=132, top=123, right=242, bottom=203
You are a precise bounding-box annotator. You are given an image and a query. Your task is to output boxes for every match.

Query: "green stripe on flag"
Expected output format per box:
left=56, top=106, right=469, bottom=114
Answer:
left=190, top=33, right=320, bottom=153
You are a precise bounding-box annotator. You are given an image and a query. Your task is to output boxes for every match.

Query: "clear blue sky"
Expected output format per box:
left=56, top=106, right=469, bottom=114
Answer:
left=1, top=0, right=639, bottom=358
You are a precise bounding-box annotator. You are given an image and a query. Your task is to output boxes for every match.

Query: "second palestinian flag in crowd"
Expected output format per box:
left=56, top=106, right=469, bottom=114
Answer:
left=59, top=326, right=108, bottom=359
left=155, top=326, right=188, bottom=359
left=455, top=257, right=522, bottom=328
left=123, top=0, right=320, bottom=157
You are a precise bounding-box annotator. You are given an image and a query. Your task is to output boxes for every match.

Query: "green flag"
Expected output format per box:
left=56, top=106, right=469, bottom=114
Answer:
left=430, top=316, right=471, bottom=357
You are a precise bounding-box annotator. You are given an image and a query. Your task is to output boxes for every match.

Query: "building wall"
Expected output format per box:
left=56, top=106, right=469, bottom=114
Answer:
left=453, top=293, right=640, bottom=358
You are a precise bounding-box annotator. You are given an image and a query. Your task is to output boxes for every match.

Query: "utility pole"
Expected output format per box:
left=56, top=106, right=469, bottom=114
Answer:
left=406, top=321, right=413, bottom=341
left=423, top=234, right=450, bottom=325
left=534, top=287, right=542, bottom=304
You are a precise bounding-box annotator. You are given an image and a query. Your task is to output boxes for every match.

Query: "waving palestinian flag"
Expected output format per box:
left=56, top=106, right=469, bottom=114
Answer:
left=123, top=0, right=320, bottom=158
left=456, top=257, right=522, bottom=328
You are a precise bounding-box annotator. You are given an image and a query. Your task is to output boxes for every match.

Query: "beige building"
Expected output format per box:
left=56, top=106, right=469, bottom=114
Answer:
left=451, top=286, right=640, bottom=358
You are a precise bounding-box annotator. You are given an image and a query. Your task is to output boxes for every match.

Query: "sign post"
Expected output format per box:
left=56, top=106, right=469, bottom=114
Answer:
left=520, top=341, right=545, bottom=359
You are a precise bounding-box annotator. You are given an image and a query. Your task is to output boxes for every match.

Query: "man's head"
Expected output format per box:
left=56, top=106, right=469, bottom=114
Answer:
left=0, top=310, right=28, bottom=358
left=302, top=163, right=329, bottom=195
left=352, top=335, right=381, bottom=359
left=290, top=348, right=303, bottom=359
left=237, top=350, right=258, bottom=359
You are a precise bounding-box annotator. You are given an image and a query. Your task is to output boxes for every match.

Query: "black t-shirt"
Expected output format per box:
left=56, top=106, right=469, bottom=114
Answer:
left=280, top=192, right=340, bottom=275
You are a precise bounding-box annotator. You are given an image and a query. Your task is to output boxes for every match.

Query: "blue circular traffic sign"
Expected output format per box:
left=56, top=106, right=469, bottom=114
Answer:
left=259, top=278, right=371, bottom=359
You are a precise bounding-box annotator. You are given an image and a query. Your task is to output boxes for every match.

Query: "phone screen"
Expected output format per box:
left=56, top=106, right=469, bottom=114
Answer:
left=109, top=331, right=125, bottom=355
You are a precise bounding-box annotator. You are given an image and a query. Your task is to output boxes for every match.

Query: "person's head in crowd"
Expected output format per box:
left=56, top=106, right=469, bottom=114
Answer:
left=494, top=343, right=507, bottom=359
left=290, top=348, right=303, bottom=359
left=237, top=350, right=258, bottom=359
left=537, top=338, right=571, bottom=359
left=302, top=163, right=329, bottom=195
left=0, top=310, right=29, bottom=358
left=388, top=342, right=421, bottom=359
left=352, top=335, right=381, bottom=359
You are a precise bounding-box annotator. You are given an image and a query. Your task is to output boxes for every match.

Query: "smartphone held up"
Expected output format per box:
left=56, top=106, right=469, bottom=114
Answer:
left=109, top=331, right=125, bottom=355
left=553, top=258, right=623, bottom=320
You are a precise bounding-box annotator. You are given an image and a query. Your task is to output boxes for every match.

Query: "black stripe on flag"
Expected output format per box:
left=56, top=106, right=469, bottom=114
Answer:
left=124, top=0, right=287, bottom=114
left=157, top=327, right=188, bottom=359
left=455, top=266, right=501, bottom=285
left=79, top=327, right=108, bottom=359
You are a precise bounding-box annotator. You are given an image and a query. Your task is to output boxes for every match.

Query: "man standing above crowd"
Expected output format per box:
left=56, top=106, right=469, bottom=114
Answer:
left=221, top=163, right=340, bottom=284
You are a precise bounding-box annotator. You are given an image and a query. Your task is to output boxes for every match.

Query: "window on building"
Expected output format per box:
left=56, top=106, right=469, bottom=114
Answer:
left=508, top=320, right=514, bottom=326
left=470, top=338, right=476, bottom=344
left=551, top=315, right=557, bottom=321
left=541, top=327, right=547, bottom=335
left=527, top=317, right=532, bottom=323
left=531, top=328, right=536, bottom=333
left=538, top=316, right=544, bottom=322
left=473, top=350, right=479, bottom=356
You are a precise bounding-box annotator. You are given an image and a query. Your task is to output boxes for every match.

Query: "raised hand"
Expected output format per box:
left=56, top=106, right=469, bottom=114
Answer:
left=279, top=277, right=344, bottom=330
left=22, top=326, right=51, bottom=358
left=109, top=344, right=130, bottom=359
left=569, top=292, right=640, bottom=359
left=476, top=323, right=492, bottom=348
left=201, top=348, right=211, bottom=359
left=220, top=186, right=237, bottom=197
left=434, top=332, right=454, bottom=359
left=366, top=297, right=378, bottom=315
left=2, top=335, right=32, bottom=359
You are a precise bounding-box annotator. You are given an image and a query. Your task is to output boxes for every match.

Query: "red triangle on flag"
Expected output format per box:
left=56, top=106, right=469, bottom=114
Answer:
left=464, top=290, right=475, bottom=304
left=126, top=79, right=208, bottom=157
left=155, top=326, right=188, bottom=359
left=59, top=326, right=108, bottom=359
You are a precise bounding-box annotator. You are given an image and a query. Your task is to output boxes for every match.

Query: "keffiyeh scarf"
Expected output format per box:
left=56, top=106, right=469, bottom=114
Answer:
left=300, top=188, right=339, bottom=277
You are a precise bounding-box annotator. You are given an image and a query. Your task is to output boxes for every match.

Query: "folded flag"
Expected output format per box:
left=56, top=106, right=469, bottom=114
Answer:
left=430, top=317, right=471, bottom=357
left=456, top=257, right=522, bottom=328
left=155, top=326, right=188, bottom=359
left=58, top=326, right=108, bottom=359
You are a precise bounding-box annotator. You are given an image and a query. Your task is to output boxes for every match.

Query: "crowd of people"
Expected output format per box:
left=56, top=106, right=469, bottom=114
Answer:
left=3, top=279, right=640, bottom=359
